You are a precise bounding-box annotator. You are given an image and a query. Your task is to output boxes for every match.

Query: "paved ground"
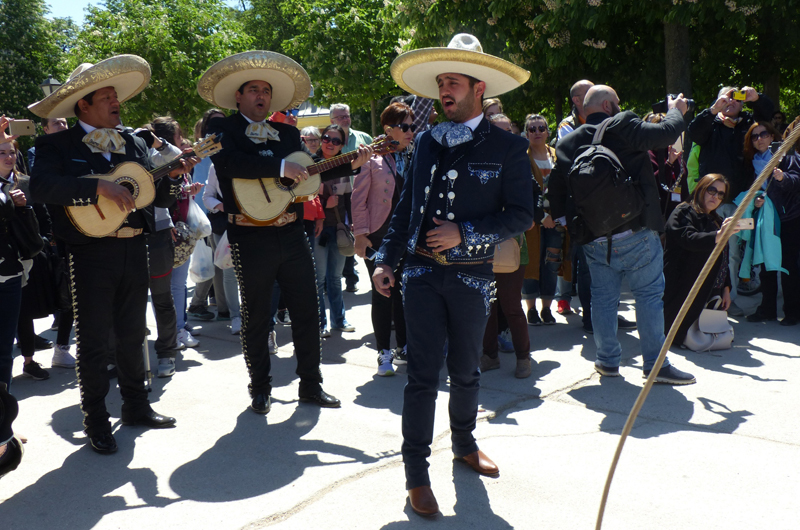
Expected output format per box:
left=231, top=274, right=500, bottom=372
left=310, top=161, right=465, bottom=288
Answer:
left=2, top=262, right=799, bottom=530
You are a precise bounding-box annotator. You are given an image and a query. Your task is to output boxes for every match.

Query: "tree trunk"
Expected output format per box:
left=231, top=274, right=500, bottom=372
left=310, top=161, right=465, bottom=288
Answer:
left=664, top=21, right=692, bottom=99
left=759, top=6, right=780, bottom=109
left=370, top=99, right=377, bottom=137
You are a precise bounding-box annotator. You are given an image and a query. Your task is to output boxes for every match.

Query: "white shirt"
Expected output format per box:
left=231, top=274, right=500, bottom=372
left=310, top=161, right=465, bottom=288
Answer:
left=241, top=113, right=285, bottom=177
left=461, top=114, right=484, bottom=131
left=203, top=165, right=223, bottom=212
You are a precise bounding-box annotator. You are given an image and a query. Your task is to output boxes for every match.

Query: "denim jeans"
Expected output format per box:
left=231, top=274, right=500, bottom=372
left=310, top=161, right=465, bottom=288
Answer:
left=314, top=226, right=347, bottom=328
left=171, top=260, right=190, bottom=330
left=583, top=229, right=669, bottom=371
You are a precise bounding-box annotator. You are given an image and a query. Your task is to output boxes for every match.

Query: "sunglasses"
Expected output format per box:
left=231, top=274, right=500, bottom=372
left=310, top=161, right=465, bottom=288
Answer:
left=752, top=131, right=772, bottom=141
left=387, top=123, right=417, bottom=133
left=321, top=135, right=343, bottom=146
left=527, top=125, right=548, bottom=133
left=284, top=109, right=299, bottom=116
left=706, top=187, right=725, bottom=198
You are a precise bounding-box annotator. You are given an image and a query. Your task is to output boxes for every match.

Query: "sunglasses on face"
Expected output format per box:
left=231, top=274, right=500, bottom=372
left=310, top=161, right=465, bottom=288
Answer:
left=321, top=135, right=343, bottom=146
left=527, top=125, right=548, bottom=133
left=752, top=131, right=772, bottom=141
left=284, top=109, right=299, bottom=116
left=387, top=123, right=417, bottom=133
left=706, top=187, right=725, bottom=198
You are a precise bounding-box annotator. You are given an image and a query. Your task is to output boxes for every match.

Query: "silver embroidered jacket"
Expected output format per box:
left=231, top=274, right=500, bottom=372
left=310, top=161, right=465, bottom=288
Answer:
left=377, top=117, right=535, bottom=269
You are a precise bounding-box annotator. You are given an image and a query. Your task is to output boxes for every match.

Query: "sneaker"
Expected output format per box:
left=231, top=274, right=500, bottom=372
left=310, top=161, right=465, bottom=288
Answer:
left=157, top=357, right=175, bottom=378
left=594, top=363, right=620, bottom=377
left=33, top=335, right=53, bottom=351
left=480, top=354, right=500, bottom=372
left=497, top=329, right=514, bottom=353
left=187, top=305, right=215, bottom=321
left=216, top=310, right=232, bottom=321
left=737, top=279, right=762, bottom=296
left=184, top=322, right=200, bottom=335
left=557, top=300, right=573, bottom=315
left=332, top=321, right=356, bottom=332
left=230, top=316, right=242, bottom=335
left=320, top=326, right=331, bottom=338
left=746, top=310, right=777, bottom=323
left=617, top=316, right=637, bottom=330
left=515, top=357, right=532, bottom=379
left=643, top=364, right=696, bottom=385
left=276, top=309, right=291, bottom=325
left=780, top=316, right=799, bottom=327
left=540, top=307, right=556, bottom=325
left=23, top=361, right=50, bottom=380
left=393, top=346, right=407, bottom=365
left=377, top=349, right=395, bottom=376
left=51, top=344, right=76, bottom=368
left=268, top=330, right=278, bottom=354
left=177, top=328, right=199, bottom=348
left=727, top=301, right=745, bottom=317
left=344, top=284, right=359, bottom=293
left=527, top=308, right=542, bottom=326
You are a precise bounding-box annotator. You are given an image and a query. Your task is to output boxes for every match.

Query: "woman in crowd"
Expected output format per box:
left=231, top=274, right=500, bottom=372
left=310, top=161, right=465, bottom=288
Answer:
left=300, top=126, right=321, bottom=155
left=352, top=102, right=413, bottom=376
left=645, top=112, right=689, bottom=220
left=315, top=124, right=359, bottom=337
left=744, top=121, right=800, bottom=324
left=482, top=98, right=503, bottom=119
left=663, top=174, right=738, bottom=346
left=521, top=114, right=563, bottom=325
left=0, top=119, right=40, bottom=386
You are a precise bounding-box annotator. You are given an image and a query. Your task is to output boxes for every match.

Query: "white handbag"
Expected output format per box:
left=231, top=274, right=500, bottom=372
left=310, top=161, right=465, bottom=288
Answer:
left=682, top=296, right=734, bottom=352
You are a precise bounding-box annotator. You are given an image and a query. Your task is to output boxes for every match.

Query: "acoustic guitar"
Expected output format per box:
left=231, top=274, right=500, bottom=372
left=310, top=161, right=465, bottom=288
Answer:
left=67, top=134, right=222, bottom=237
left=232, top=135, right=396, bottom=225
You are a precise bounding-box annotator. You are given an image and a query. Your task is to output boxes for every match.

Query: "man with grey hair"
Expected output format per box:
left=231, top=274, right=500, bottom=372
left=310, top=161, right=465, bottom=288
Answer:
left=556, top=79, right=594, bottom=141
left=549, top=84, right=696, bottom=385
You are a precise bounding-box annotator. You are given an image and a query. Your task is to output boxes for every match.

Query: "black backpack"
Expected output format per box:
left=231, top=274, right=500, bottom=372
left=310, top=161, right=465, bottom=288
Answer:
left=567, top=117, right=644, bottom=254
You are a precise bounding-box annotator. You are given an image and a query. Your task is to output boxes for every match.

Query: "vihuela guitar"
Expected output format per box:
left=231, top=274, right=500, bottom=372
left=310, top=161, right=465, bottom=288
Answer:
left=232, top=135, right=397, bottom=225
left=67, top=134, right=223, bottom=237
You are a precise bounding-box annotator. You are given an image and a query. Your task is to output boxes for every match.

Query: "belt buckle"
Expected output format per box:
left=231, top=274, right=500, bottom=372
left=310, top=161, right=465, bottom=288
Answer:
left=432, top=251, right=448, bottom=265
left=116, top=227, right=135, bottom=238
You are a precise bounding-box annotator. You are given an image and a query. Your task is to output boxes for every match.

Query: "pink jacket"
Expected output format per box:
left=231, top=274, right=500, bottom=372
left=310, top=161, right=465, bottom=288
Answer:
left=351, top=155, right=397, bottom=236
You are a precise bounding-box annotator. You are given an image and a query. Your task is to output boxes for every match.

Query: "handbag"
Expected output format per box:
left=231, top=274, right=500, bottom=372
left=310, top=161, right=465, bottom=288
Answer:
left=10, top=206, right=44, bottom=260
left=334, top=208, right=355, bottom=257
left=172, top=221, right=197, bottom=267
left=682, top=296, right=734, bottom=352
left=492, top=237, right=521, bottom=273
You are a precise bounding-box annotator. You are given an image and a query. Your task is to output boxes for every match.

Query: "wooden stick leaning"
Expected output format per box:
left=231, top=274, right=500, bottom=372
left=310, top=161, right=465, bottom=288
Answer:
left=595, top=123, right=800, bottom=530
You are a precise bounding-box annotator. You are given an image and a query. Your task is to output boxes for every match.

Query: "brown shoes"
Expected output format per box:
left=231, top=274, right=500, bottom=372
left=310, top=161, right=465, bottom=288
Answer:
left=480, top=354, right=500, bottom=372
left=455, top=450, right=499, bottom=476
left=515, top=357, right=532, bottom=378
left=408, top=485, right=439, bottom=516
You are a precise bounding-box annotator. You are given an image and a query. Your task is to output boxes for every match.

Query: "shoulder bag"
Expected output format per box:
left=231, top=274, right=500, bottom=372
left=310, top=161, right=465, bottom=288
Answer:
left=682, top=296, right=734, bottom=352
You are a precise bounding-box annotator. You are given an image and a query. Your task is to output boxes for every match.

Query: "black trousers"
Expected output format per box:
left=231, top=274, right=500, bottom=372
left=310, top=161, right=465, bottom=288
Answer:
left=68, top=237, right=151, bottom=436
left=758, top=215, right=800, bottom=318
left=365, top=257, right=406, bottom=351
left=229, top=223, right=323, bottom=398
left=147, top=230, right=179, bottom=359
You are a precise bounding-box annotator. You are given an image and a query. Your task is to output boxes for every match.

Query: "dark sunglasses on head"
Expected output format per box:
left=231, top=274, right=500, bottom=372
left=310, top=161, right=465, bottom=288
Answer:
left=527, top=125, right=548, bottom=133
left=752, top=131, right=772, bottom=141
left=388, top=123, right=417, bottom=133
left=321, top=135, right=343, bottom=146
left=706, top=187, right=725, bottom=198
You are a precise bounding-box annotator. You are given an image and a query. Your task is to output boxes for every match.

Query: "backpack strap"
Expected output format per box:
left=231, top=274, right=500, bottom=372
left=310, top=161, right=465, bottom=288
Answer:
left=591, top=117, right=614, bottom=145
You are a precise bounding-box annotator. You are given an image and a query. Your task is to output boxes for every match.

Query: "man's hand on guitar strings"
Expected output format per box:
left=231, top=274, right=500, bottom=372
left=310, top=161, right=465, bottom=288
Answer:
left=97, top=180, right=135, bottom=213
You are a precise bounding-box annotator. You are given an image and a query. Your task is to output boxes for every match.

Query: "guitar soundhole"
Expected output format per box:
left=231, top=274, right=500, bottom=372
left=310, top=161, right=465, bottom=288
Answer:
left=116, top=177, right=139, bottom=199
left=275, top=177, right=297, bottom=192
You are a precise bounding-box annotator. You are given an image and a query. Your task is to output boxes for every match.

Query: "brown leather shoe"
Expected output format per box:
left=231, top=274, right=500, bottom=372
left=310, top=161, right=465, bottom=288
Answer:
left=408, top=485, right=439, bottom=516
left=456, top=450, right=499, bottom=476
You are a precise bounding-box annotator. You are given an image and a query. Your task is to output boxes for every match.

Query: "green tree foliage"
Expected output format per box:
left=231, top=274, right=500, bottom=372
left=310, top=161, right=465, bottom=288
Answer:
left=70, top=0, right=253, bottom=133
left=0, top=0, right=70, bottom=119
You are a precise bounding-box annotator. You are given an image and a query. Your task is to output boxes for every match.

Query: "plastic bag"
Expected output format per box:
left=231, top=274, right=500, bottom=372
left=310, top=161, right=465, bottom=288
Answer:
left=189, top=240, right=215, bottom=283
left=213, top=231, right=234, bottom=270
left=186, top=199, right=212, bottom=239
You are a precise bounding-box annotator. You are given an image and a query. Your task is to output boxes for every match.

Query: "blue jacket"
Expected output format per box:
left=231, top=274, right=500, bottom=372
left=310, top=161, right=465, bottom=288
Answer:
left=377, top=117, right=534, bottom=268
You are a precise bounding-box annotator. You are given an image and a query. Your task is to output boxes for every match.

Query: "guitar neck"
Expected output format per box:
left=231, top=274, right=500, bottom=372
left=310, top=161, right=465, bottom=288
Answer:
left=151, top=151, right=195, bottom=181
left=306, top=151, right=359, bottom=176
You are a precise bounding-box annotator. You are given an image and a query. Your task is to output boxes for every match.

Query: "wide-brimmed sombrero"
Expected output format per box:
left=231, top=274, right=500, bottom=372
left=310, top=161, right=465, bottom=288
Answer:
left=197, top=51, right=311, bottom=112
left=28, top=55, right=151, bottom=119
left=391, top=34, right=530, bottom=99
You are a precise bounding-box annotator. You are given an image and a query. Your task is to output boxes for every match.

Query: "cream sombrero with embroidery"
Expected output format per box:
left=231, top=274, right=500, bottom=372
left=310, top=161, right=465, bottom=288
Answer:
left=28, top=55, right=151, bottom=119
left=391, top=34, right=530, bottom=99
left=197, top=51, right=311, bottom=112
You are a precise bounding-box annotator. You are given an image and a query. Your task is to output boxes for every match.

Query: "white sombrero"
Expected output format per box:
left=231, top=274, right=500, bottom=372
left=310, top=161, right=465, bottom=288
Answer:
left=391, top=34, right=530, bottom=99
left=197, top=51, right=311, bottom=112
left=28, top=55, right=151, bottom=119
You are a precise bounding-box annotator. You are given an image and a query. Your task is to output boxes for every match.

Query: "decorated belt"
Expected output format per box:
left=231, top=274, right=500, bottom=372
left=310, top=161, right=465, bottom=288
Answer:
left=414, top=246, right=485, bottom=266
left=228, top=211, right=297, bottom=228
left=107, top=227, right=143, bottom=238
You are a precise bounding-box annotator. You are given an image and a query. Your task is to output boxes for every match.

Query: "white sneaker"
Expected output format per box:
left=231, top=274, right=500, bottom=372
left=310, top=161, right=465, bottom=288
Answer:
left=157, top=357, right=175, bottom=378
left=320, top=326, right=331, bottom=338
left=377, top=349, right=395, bottom=377
left=51, top=344, right=75, bottom=368
left=230, top=316, right=242, bottom=335
left=268, top=330, right=277, bottom=354
left=177, top=328, right=199, bottom=348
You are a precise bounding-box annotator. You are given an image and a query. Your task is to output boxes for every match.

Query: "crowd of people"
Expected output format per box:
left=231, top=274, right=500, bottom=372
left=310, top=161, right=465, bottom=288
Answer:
left=0, top=32, right=797, bottom=515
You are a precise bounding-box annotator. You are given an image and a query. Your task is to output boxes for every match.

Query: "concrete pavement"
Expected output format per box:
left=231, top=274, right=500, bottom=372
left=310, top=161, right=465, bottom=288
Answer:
left=2, top=264, right=800, bottom=530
